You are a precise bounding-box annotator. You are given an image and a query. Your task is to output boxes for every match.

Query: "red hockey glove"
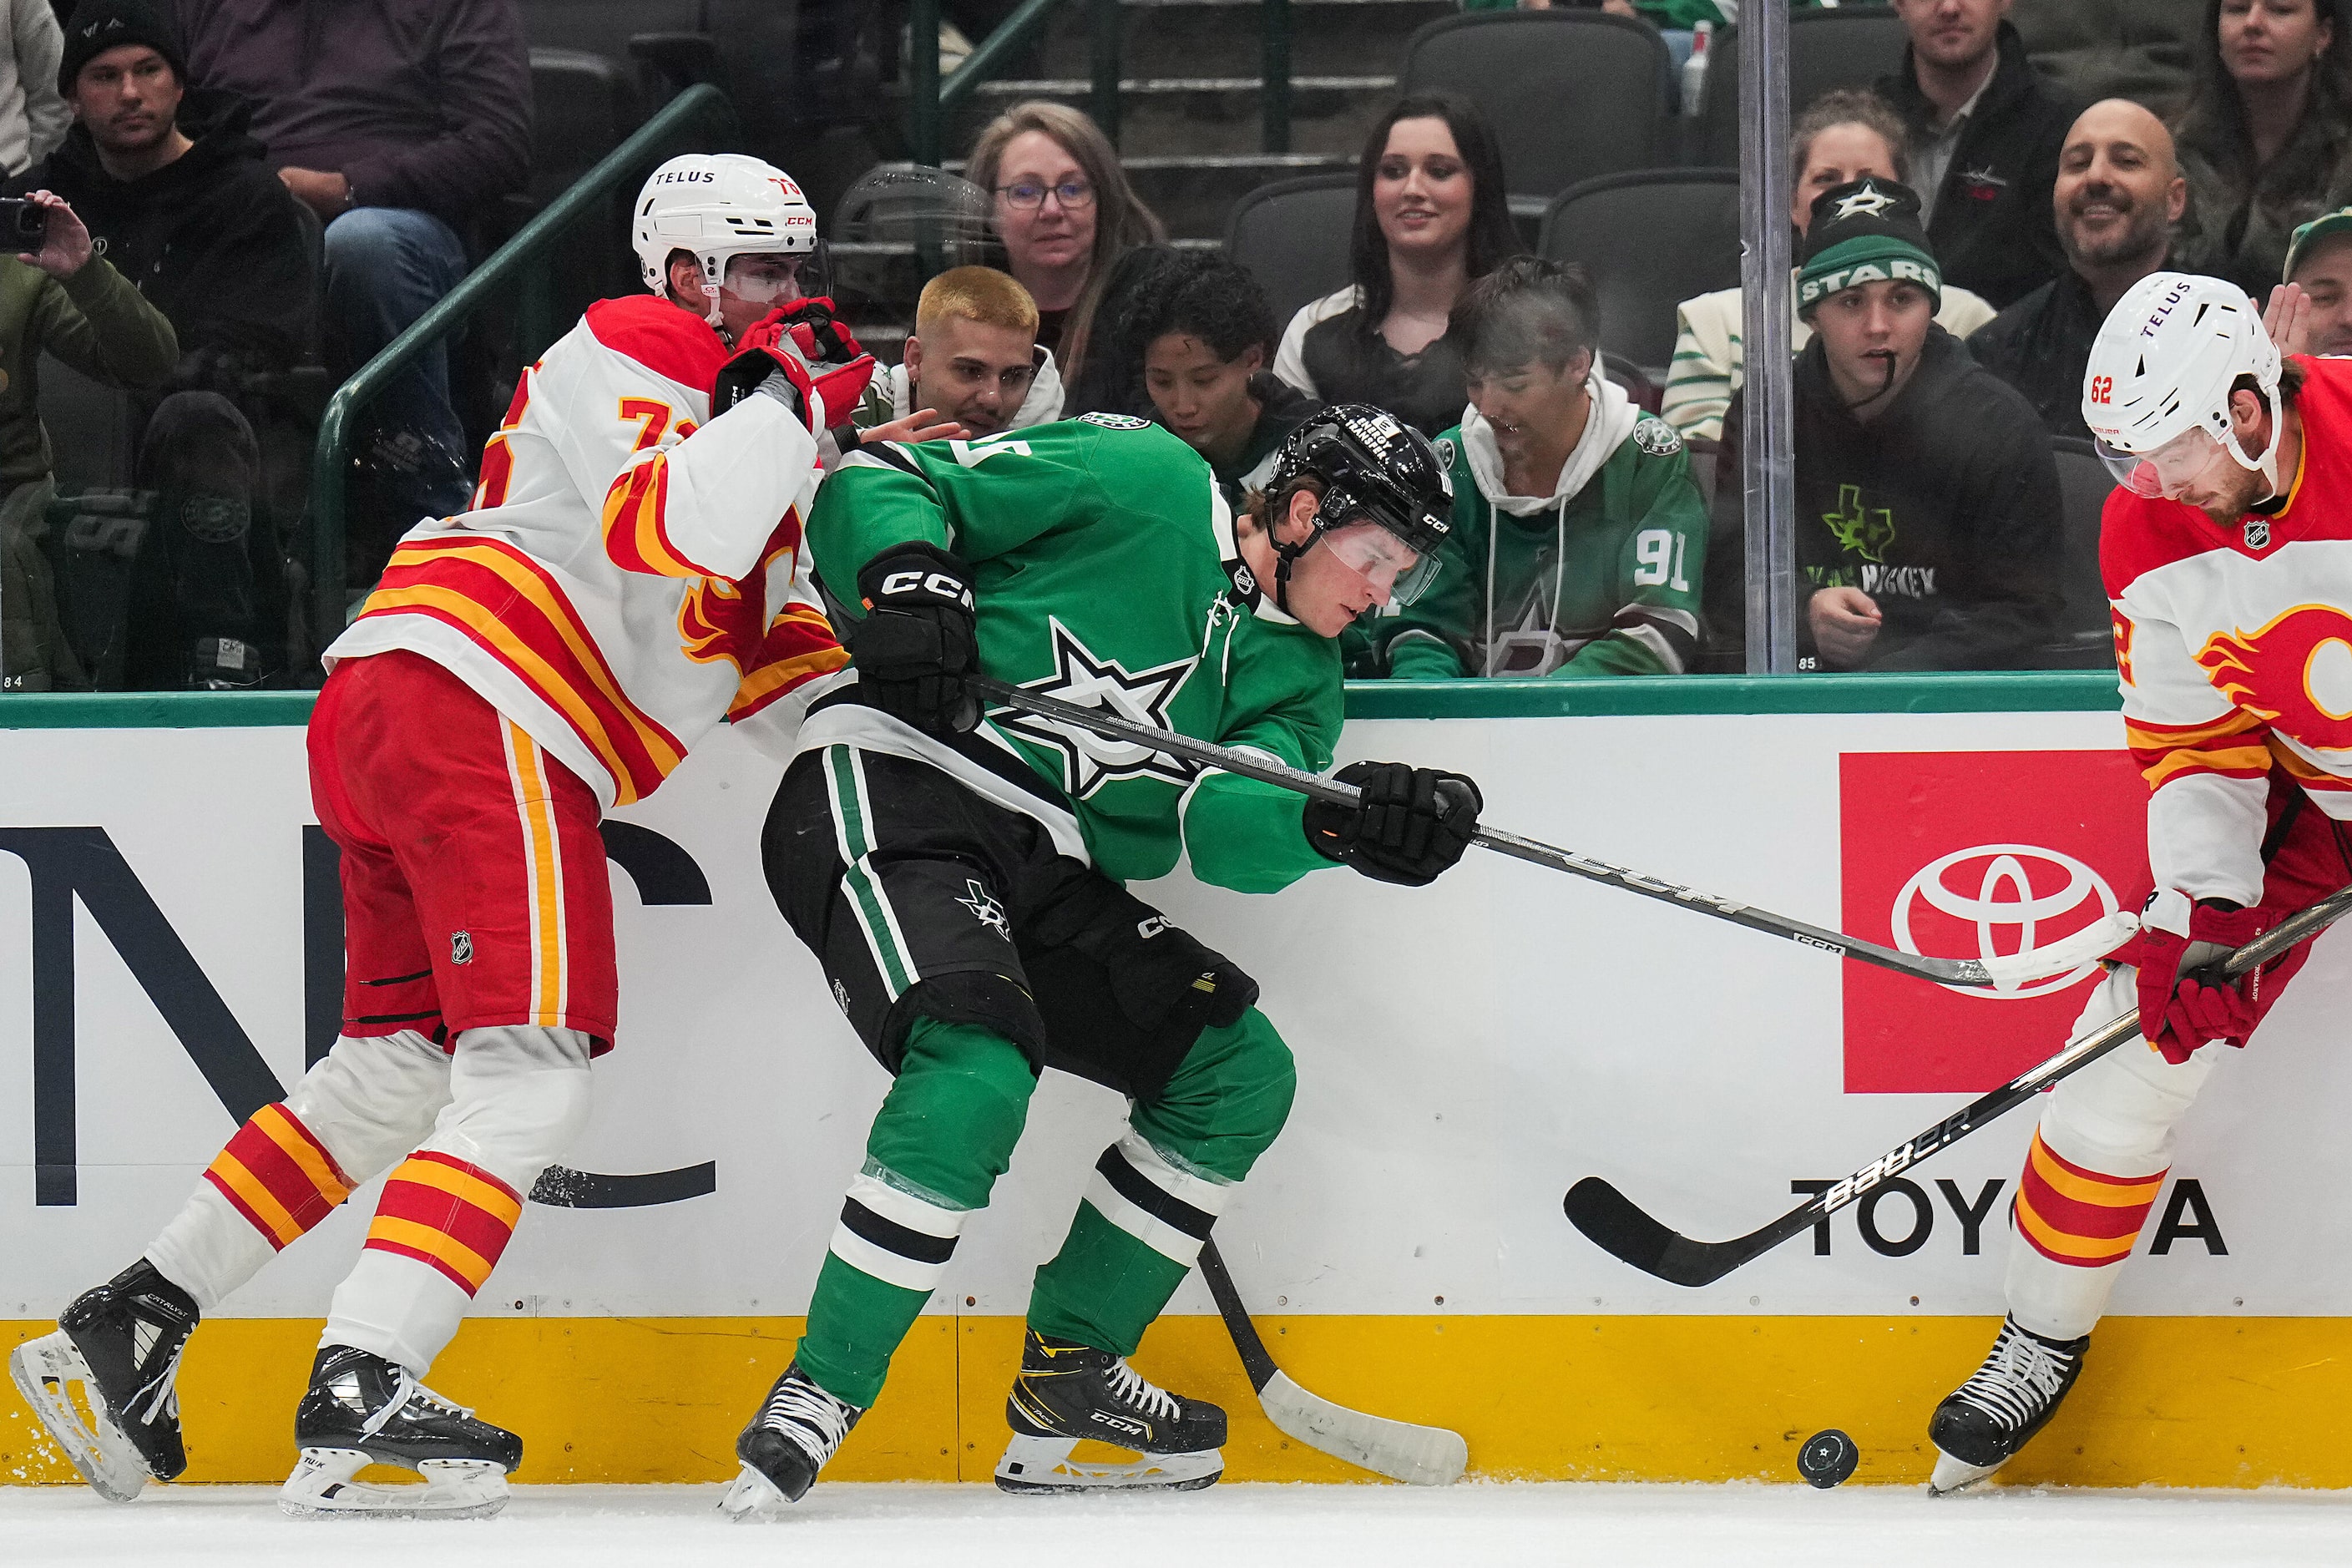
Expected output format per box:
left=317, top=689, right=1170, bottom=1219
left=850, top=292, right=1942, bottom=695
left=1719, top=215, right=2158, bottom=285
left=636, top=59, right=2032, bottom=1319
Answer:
left=712, top=301, right=876, bottom=433
left=2134, top=893, right=2270, bottom=1064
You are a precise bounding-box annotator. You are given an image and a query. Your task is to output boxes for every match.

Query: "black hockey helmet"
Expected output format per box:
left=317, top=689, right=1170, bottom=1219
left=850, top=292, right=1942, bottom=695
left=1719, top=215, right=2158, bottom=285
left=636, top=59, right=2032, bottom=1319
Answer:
left=1262, top=404, right=1452, bottom=607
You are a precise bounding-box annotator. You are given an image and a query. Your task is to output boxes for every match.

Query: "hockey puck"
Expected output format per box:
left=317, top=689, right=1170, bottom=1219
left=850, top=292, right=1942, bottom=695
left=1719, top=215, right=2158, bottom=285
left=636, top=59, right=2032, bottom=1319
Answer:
left=1796, top=1429, right=1858, bottom=1489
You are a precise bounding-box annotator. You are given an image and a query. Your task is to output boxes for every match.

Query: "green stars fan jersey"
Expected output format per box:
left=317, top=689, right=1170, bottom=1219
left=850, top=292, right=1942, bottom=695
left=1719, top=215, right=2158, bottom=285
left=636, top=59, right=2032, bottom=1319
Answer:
left=800, top=414, right=1342, bottom=893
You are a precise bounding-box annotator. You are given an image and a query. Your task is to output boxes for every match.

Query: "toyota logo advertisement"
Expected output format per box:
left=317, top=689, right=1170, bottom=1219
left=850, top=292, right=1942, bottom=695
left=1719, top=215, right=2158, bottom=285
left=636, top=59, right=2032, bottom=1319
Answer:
left=1841, top=751, right=2151, bottom=1094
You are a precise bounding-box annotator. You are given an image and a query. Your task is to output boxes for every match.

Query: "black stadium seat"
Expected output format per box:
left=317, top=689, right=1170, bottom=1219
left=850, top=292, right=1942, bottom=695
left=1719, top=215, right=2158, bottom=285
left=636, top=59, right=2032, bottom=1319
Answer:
left=1695, top=7, right=1912, bottom=169
left=1399, top=12, right=1672, bottom=219
left=1224, top=174, right=1360, bottom=333
left=1538, top=169, right=1743, bottom=384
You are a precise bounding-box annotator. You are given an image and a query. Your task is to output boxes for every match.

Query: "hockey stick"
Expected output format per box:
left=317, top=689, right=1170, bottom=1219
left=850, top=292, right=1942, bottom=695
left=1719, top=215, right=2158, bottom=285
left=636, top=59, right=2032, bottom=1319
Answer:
left=1195, top=1238, right=1468, bottom=1486
left=1562, top=883, right=2352, bottom=1287
left=967, top=675, right=2126, bottom=990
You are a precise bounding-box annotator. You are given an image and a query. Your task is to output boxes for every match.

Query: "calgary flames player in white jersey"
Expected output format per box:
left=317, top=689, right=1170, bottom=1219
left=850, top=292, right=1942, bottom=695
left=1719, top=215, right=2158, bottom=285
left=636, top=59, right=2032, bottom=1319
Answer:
left=1924, top=272, right=2352, bottom=1493
left=8, top=153, right=876, bottom=1519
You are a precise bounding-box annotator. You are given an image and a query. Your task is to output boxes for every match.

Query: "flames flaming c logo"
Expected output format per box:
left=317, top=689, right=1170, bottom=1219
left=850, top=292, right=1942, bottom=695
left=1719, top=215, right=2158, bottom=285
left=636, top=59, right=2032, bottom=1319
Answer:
left=2194, top=603, right=2352, bottom=750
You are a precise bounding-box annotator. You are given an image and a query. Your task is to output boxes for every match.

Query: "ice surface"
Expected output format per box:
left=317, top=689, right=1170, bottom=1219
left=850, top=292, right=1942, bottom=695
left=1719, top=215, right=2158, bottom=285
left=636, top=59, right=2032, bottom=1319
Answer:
left=6, top=1481, right=2350, bottom=1568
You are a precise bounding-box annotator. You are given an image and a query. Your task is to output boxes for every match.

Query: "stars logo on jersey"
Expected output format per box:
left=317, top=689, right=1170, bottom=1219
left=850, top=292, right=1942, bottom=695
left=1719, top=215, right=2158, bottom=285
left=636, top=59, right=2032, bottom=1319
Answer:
left=994, top=618, right=1200, bottom=797
left=956, top=879, right=1012, bottom=940
left=1632, top=417, right=1682, bottom=458
left=1079, top=412, right=1151, bottom=431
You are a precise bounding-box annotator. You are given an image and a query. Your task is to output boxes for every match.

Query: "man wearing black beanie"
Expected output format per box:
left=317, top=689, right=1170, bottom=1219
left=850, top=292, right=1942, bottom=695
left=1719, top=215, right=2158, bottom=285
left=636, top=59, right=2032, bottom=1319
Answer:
left=1708, top=177, right=2066, bottom=672
left=12, top=0, right=311, bottom=687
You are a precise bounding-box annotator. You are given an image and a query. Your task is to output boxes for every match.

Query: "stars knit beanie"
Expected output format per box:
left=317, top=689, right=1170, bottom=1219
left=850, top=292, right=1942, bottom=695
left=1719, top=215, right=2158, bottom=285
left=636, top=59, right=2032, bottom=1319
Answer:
left=1796, top=177, right=1943, bottom=319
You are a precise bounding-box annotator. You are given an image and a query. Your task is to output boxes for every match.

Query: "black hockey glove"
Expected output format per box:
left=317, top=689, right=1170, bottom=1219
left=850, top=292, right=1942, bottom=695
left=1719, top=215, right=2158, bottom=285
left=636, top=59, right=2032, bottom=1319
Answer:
left=1302, top=761, right=1483, bottom=887
left=847, top=542, right=982, bottom=735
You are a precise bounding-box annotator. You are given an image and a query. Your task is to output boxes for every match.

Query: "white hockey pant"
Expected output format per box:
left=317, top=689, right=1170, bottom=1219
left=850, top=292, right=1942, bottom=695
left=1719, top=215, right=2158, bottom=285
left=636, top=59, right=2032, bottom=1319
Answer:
left=2004, top=966, right=2218, bottom=1341
left=144, top=1025, right=591, bottom=1374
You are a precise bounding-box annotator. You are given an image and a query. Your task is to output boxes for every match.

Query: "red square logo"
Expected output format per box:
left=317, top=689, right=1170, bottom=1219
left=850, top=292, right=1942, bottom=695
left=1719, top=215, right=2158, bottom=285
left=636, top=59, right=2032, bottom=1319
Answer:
left=1840, top=751, right=2149, bottom=1093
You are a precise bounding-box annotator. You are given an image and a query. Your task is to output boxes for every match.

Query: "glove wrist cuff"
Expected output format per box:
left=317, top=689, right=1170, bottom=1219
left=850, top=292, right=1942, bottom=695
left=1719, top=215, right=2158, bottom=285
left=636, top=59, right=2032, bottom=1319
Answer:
left=2141, top=888, right=2194, bottom=941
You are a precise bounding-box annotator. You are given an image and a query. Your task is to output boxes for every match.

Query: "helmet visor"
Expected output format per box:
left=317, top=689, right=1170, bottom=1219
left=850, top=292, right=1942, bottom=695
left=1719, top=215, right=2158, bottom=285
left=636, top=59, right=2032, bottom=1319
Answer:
left=1320, top=518, right=1440, bottom=607
left=722, top=252, right=812, bottom=306
left=2096, top=427, right=2218, bottom=499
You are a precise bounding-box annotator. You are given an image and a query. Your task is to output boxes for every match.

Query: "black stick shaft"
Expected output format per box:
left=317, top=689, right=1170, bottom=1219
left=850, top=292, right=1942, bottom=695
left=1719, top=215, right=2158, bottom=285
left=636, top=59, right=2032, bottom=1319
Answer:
left=969, top=675, right=2007, bottom=988
left=1195, top=1239, right=1278, bottom=1393
left=1569, top=883, right=2352, bottom=1284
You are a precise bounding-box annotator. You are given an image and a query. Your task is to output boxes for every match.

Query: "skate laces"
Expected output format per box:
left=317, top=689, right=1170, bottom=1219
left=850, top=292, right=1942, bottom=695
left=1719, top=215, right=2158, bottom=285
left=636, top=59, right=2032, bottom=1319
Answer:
left=758, top=1373, right=854, bottom=1463
left=1105, top=1358, right=1179, bottom=1423
left=127, top=1341, right=186, bottom=1424
left=357, top=1369, right=476, bottom=1440
left=1955, top=1323, right=2074, bottom=1433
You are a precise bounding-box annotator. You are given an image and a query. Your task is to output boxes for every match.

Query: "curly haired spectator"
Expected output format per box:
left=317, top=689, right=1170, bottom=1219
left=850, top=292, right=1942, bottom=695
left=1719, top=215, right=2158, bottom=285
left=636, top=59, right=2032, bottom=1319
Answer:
left=1273, top=92, right=1524, bottom=438
left=965, top=100, right=1162, bottom=380
left=2170, top=0, right=2352, bottom=298
left=1127, top=250, right=1323, bottom=504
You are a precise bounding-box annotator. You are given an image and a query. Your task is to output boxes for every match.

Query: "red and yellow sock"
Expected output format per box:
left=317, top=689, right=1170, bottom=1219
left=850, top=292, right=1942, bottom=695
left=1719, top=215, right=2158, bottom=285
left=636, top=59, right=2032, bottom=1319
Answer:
left=362, top=1152, right=524, bottom=1295
left=2015, top=1130, right=2165, bottom=1267
left=201, top=1103, right=355, bottom=1249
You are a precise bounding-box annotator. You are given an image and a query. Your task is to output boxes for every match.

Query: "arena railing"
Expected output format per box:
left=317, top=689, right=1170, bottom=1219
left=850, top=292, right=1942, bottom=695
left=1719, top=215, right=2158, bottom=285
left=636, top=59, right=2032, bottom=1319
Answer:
left=306, top=82, right=741, bottom=651
left=0, top=671, right=2124, bottom=732
left=905, top=0, right=1297, bottom=167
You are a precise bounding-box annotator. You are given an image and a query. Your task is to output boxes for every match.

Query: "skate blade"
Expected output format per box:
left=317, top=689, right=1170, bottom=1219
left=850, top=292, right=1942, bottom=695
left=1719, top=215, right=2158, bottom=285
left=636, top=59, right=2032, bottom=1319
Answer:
left=277, top=1447, right=510, bottom=1520
left=8, top=1332, right=150, bottom=1503
left=1927, top=1449, right=2006, bottom=1496
left=719, top=1462, right=792, bottom=1521
left=994, top=1434, right=1223, bottom=1495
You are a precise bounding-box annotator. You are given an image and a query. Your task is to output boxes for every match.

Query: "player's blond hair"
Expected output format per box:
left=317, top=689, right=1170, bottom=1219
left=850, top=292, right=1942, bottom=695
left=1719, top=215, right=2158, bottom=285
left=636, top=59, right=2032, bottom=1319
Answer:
left=915, top=266, right=1041, bottom=340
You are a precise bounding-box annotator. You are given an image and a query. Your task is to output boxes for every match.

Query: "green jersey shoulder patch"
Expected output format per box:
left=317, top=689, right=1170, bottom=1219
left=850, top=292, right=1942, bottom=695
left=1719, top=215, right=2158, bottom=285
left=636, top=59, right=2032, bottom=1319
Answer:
left=1631, top=417, right=1683, bottom=458
left=1078, top=412, right=1152, bottom=431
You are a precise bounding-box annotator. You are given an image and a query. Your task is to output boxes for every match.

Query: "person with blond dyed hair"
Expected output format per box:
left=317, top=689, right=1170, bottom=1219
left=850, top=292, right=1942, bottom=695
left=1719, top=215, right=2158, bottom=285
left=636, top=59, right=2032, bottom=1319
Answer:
left=843, top=265, right=1064, bottom=448
left=966, top=100, right=1162, bottom=378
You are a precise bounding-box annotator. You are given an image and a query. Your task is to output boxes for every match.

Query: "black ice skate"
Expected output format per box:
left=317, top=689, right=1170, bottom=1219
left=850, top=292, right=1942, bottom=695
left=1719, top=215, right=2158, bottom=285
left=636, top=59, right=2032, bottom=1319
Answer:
left=1927, top=1316, right=2090, bottom=1495
left=278, top=1345, right=523, bottom=1519
left=8, top=1259, right=198, bottom=1501
left=996, top=1328, right=1227, bottom=1493
left=721, top=1359, right=864, bottom=1518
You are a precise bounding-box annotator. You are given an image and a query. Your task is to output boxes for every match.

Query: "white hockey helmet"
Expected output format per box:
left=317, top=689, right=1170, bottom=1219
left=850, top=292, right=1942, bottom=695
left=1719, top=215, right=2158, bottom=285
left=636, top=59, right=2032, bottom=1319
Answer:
left=2082, top=271, right=2284, bottom=498
left=633, top=153, right=824, bottom=325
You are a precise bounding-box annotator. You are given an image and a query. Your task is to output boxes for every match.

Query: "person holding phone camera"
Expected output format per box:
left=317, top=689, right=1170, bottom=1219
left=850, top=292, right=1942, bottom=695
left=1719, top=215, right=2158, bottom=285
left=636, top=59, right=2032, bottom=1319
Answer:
left=0, top=181, right=177, bottom=690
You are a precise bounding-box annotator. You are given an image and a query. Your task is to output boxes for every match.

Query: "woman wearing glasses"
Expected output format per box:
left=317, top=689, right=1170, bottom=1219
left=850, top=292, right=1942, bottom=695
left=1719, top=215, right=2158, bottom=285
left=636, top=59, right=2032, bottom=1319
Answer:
left=967, top=102, right=1164, bottom=382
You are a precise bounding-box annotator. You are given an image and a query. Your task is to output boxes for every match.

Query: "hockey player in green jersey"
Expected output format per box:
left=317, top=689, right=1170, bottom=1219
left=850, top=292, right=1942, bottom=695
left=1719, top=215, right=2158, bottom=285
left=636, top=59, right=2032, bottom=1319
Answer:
left=1368, top=257, right=1709, bottom=679
left=723, top=406, right=1483, bottom=1511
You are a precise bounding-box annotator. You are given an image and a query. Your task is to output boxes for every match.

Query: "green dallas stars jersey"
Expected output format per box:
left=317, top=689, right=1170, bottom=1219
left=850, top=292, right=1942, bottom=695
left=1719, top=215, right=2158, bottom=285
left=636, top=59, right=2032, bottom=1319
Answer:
left=800, top=414, right=1342, bottom=892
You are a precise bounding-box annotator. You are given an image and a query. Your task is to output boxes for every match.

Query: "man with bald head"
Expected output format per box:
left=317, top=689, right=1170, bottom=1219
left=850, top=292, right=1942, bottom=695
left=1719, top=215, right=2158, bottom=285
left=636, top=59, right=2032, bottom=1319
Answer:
left=1967, top=98, right=2186, bottom=438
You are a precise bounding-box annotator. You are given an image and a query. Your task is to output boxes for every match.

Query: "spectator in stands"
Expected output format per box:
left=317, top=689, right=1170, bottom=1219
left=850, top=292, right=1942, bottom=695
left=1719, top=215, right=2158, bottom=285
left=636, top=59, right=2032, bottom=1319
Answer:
left=965, top=101, right=1161, bottom=380
left=2170, top=0, right=2352, bottom=299
left=0, top=187, right=177, bottom=690
left=1709, top=180, right=2061, bottom=671
left=0, top=0, right=65, bottom=174
left=18, top=0, right=308, bottom=688
left=1368, top=257, right=1707, bottom=680
left=170, top=0, right=530, bottom=582
left=2010, top=0, right=2203, bottom=110
left=33, top=2, right=309, bottom=374
left=1273, top=92, right=1522, bottom=438
left=1132, top=251, right=1323, bottom=506
left=2279, top=205, right=2352, bottom=353
left=1878, top=0, right=2077, bottom=307
left=1663, top=89, right=1999, bottom=443
left=1969, top=100, right=2186, bottom=440
left=842, top=265, right=1063, bottom=446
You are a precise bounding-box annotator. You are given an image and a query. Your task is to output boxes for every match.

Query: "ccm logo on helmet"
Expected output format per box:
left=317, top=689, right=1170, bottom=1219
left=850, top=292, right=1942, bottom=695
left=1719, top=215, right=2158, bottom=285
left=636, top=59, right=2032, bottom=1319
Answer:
left=882, top=570, right=974, bottom=607
left=2089, top=375, right=2113, bottom=405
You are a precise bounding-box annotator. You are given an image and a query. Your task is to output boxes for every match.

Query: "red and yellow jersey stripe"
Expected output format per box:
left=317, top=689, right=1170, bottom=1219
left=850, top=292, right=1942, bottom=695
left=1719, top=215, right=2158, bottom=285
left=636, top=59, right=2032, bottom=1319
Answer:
left=356, top=536, right=688, bottom=805
left=2124, top=708, right=2273, bottom=793
left=603, top=448, right=723, bottom=579
left=731, top=601, right=849, bottom=722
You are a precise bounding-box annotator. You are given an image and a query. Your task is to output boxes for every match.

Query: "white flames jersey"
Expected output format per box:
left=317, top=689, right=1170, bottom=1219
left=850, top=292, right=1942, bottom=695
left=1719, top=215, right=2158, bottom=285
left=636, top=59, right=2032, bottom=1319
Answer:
left=2107, top=355, right=2352, bottom=904
left=326, top=294, right=846, bottom=807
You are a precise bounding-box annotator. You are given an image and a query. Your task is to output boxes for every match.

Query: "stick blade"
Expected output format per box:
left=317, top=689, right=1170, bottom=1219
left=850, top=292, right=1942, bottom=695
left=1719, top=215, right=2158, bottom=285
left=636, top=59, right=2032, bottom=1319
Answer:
left=1256, top=1370, right=1466, bottom=1486
left=1563, top=1177, right=1743, bottom=1287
